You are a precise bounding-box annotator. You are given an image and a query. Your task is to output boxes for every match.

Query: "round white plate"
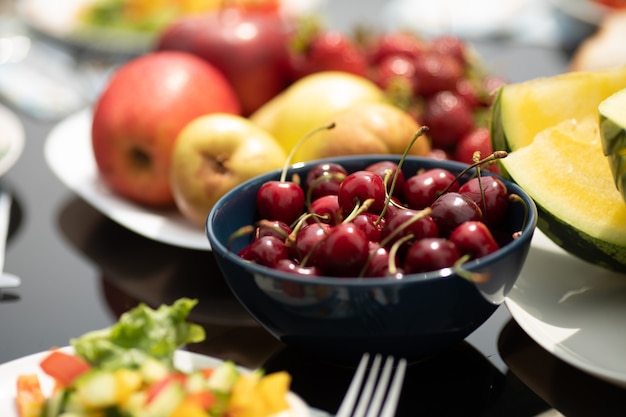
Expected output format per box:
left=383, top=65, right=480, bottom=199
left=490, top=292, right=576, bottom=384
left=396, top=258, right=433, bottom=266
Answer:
left=0, top=104, right=25, bottom=178
left=505, top=229, right=626, bottom=388
left=44, top=109, right=211, bottom=251
left=0, top=346, right=311, bottom=417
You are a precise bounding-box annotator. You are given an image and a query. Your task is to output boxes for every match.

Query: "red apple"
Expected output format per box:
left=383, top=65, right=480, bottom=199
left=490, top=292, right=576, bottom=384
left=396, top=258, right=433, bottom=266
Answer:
left=91, top=51, right=241, bottom=207
left=155, top=7, right=294, bottom=116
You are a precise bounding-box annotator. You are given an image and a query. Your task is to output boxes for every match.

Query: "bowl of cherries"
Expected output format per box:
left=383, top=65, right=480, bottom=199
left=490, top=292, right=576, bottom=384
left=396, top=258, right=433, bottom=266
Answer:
left=206, top=149, right=537, bottom=365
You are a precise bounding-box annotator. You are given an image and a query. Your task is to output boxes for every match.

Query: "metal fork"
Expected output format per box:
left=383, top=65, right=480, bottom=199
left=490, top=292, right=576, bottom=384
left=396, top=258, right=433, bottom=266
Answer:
left=336, top=353, right=407, bottom=417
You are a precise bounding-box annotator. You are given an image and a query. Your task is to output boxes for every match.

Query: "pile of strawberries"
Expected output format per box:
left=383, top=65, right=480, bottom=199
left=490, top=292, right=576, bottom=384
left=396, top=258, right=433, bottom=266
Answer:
left=289, top=25, right=506, bottom=168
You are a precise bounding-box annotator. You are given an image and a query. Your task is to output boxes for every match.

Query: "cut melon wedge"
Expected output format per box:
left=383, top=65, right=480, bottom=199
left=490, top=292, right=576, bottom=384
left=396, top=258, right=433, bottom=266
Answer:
left=491, top=67, right=626, bottom=272
left=599, top=88, right=626, bottom=201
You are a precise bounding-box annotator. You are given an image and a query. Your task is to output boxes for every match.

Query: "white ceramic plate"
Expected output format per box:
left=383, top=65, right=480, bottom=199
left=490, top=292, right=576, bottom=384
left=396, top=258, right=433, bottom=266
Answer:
left=0, top=346, right=311, bottom=417
left=505, top=229, right=626, bottom=388
left=548, top=0, right=613, bottom=25
left=43, top=109, right=211, bottom=251
left=0, top=104, right=25, bottom=178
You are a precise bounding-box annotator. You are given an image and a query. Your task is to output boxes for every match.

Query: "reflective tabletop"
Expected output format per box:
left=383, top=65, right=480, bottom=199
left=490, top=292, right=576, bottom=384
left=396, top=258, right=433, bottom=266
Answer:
left=1, top=1, right=626, bottom=416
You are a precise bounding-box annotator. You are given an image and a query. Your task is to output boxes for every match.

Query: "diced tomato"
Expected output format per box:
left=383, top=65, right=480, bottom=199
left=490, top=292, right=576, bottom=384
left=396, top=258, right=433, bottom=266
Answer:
left=39, top=350, right=91, bottom=387
left=16, top=374, right=45, bottom=417
left=146, top=372, right=187, bottom=404
left=200, top=368, right=214, bottom=379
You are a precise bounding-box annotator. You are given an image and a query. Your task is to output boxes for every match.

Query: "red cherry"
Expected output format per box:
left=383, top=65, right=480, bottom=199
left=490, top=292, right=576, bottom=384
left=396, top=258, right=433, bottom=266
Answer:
left=458, top=176, right=509, bottom=227
left=255, top=219, right=292, bottom=240
left=308, top=194, right=342, bottom=225
left=365, top=160, right=406, bottom=199
left=429, top=35, right=467, bottom=65
left=317, top=223, right=369, bottom=277
left=381, top=209, right=439, bottom=247
left=413, top=52, right=464, bottom=97
left=337, top=171, right=387, bottom=217
left=238, top=235, right=288, bottom=267
left=403, top=238, right=461, bottom=274
left=367, top=31, right=428, bottom=64
left=256, top=180, right=305, bottom=225
left=363, top=245, right=403, bottom=278
left=430, top=192, right=483, bottom=237
left=449, top=221, right=500, bottom=259
left=305, top=162, right=347, bottom=200
left=292, top=222, right=331, bottom=263
left=372, top=54, right=419, bottom=94
left=274, top=259, right=320, bottom=277
left=352, top=212, right=385, bottom=243
left=403, top=168, right=459, bottom=209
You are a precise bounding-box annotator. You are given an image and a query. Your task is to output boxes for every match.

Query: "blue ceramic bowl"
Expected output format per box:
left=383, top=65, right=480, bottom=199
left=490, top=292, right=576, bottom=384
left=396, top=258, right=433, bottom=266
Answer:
left=207, top=155, right=537, bottom=364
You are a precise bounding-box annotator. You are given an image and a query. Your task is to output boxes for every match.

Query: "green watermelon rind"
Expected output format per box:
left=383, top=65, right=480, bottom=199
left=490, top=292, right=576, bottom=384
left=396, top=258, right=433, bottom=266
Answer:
left=534, top=202, right=626, bottom=273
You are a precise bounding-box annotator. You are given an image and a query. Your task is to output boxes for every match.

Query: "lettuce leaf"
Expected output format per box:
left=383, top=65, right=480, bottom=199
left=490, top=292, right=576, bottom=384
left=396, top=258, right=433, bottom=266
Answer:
left=70, top=298, right=205, bottom=370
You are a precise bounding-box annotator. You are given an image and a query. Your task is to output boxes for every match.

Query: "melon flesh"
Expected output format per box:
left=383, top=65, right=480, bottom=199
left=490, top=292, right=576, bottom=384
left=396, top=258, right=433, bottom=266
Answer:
left=501, top=116, right=626, bottom=247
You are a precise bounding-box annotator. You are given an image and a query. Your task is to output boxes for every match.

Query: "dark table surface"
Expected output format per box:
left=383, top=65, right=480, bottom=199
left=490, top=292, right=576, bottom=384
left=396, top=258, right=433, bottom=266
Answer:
left=1, top=1, right=626, bottom=416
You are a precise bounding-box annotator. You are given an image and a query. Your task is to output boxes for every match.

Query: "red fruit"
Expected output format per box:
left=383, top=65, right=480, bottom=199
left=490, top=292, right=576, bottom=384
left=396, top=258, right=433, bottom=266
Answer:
left=364, top=245, right=403, bottom=278
left=455, top=78, right=481, bottom=109
left=292, top=222, right=331, bottom=263
left=305, top=162, right=347, bottom=200
left=365, top=160, right=405, bottom=199
left=454, top=127, right=498, bottom=171
left=458, top=176, right=509, bottom=227
left=290, top=30, right=368, bottom=80
left=430, top=192, right=483, bottom=237
left=403, top=238, right=461, bottom=274
left=367, top=31, right=427, bottom=65
left=317, top=223, right=369, bottom=277
left=91, top=51, right=240, bottom=207
left=422, top=91, right=475, bottom=149
left=256, top=220, right=292, bottom=240
left=449, top=221, right=500, bottom=259
left=429, top=35, right=467, bottom=65
left=403, top=168, right=459, bottom=210
left=256, top=180, right=305, bottom=225
left=381, top=209, right=439, bottom=246
left=413, top=52, right=464, bottom=97
left=239, top=235, right=288, bottom=267
left=337, top=171, right=387, bottom=217
left=156, top=8, right=293, bottom=115
left=372, top=55, right=418, bottom=93
left=352, top=212, right=384, bottom=242
left=308, top=194, right=343, bottom=225
left=274, top=259, right=320, bottom=277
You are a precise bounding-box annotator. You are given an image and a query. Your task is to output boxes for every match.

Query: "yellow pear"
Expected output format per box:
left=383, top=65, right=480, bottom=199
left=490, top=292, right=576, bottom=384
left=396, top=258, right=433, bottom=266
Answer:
left=290, top=101, right=431, bottom=162
left=249, top=71, right=387, bottom=155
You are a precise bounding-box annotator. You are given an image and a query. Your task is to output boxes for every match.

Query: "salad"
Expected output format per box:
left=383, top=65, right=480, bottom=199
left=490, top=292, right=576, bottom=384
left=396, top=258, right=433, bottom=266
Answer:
left=15, top=298, right=293, bottom=417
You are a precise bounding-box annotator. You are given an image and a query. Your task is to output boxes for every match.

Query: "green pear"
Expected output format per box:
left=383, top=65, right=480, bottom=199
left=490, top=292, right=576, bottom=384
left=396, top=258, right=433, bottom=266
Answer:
left=250, top=71, right=387, bottom=154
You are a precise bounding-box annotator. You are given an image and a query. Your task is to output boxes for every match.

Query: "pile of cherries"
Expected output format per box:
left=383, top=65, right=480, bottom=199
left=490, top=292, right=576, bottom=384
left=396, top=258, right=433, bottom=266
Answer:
left=233, top=145, right=524, bottom=280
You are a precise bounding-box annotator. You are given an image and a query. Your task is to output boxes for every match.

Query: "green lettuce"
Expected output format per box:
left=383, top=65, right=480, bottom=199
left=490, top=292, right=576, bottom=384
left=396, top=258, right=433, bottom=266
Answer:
left=71, top=298, right=205, bottom=370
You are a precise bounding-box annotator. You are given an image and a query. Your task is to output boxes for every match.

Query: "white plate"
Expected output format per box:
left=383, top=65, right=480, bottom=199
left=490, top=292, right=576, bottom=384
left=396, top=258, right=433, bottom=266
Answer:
left=505, top=229, right=626, bottom=387
left=0, top=346, right=311, bottom=417
left=0, top=104, right=25, bottom=178
left=44, top=109, right=211, bottom=251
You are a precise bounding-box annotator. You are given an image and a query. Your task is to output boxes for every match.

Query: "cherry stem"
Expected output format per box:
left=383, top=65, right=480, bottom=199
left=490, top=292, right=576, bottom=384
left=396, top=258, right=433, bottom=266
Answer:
left=305, top=172, right=346, bottom=206
left=343, top=198, right=374, bottom=224
left=453, top=254, right=490, bottom=283
left=441, top=150, right=508, bottom=195
left=378, top=207, right=432, bottom=249
left=508, top=193, right=529, bottom=238
left=387, top=234, right=412, bottom=277
left=280, top=122, right=335, bottom=183
left=226, top=225, right=255, bottom=250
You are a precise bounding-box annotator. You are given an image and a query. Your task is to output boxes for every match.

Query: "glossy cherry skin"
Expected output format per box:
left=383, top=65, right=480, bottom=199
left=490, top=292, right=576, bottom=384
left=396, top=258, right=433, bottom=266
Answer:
left=363, top=244, right=403, bottom=278
left=338, top=170, right=387, bottom=217
left=403, top=237, right=461, bottom=274
left=307, top=194, right=342, bottom=225
left=381, top=209, right=439, bottom=246
left=255, top=220, right=292, bottom=240
left=352, top=212, right=385, bottom=243
left=449, top=220, right=500, bottom=259
left=317, top=223, right=370, bottom=277
left=305, top=162, right=348, bottom=200
left=274, top=258, right=320, bottom=277
left=403, top=168, right=459, bottom=209
left=291, top=222, right=331, bottom=263
left=430, top=192, right=482, bottom=237
left=256, top=180, right=305, bottom=225
left=238, top=235, right=288, bottom=267
left=365, top=160, right=405, bottom=199
left=458, top=176, right=509, bottom=227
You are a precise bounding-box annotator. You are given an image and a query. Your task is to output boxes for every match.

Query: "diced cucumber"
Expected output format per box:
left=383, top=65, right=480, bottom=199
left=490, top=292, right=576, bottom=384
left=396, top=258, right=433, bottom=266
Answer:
left=207, top=361, right=240, bottom=394
left=140, top=358, right=171, bottom=385
left=185, top=370, right=207, bottom=393
left=140, top=379, right=186, bottom=417
left=42, top=388, right=68, bottom=417
left=74, top=370, right=118, bottom=409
